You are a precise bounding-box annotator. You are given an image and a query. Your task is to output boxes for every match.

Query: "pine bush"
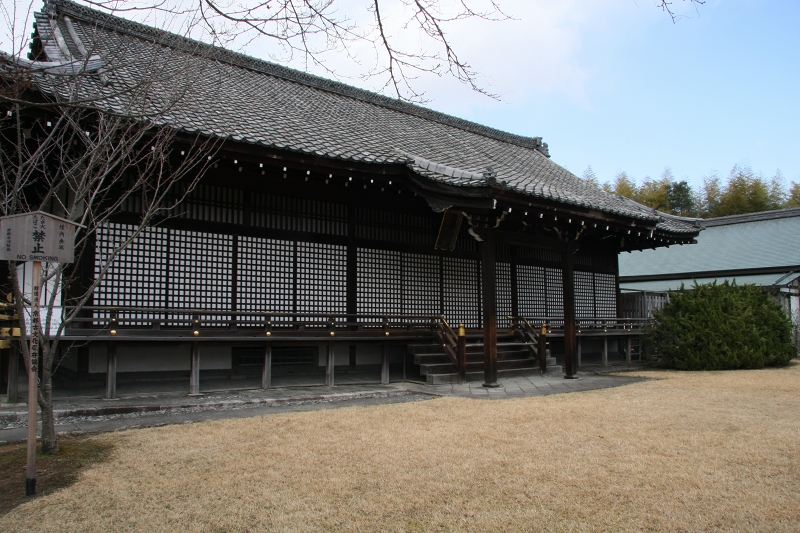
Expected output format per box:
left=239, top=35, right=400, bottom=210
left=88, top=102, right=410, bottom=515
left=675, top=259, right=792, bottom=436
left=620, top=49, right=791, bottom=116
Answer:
left=647, top=281, right=796, bottom=370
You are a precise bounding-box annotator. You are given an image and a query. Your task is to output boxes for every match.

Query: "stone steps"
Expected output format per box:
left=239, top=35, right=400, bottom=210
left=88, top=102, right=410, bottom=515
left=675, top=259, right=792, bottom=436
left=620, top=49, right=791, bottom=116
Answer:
left=408, top=340, right=562, bottom=384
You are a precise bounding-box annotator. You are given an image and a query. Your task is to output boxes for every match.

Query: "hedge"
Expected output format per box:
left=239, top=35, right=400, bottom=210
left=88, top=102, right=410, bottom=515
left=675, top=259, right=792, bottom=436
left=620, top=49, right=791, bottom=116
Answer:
left=646, top=281, right=796, bottom=370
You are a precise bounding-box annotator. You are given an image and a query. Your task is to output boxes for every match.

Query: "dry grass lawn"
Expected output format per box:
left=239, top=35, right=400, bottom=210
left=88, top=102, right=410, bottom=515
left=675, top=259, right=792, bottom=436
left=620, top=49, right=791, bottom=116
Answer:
left=3, top=362, right=800, bottom=532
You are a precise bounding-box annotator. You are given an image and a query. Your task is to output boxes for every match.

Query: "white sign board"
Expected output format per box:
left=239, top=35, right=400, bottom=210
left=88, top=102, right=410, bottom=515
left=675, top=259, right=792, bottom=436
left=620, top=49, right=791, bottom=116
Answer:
left=16, top=262, right=64, bottom=336
left=0, top=211, right=79, bottom=263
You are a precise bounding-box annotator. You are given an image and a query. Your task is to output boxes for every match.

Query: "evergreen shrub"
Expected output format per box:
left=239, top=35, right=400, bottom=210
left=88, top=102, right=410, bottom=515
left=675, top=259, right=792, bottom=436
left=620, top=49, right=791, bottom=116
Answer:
left=646, top=281, right=796, bottom=370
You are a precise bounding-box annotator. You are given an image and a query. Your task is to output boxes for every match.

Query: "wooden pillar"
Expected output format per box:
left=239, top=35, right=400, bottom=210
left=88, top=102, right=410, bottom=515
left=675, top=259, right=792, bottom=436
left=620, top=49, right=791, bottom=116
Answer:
left=261, top=344, right=272, bottom=390
left=457, top=323, right=467, bottom=383
left=626, top=337, right=632, bottom=363
left=577, top=336, right=582, bottom=369
left=538, top=324, right=547, bottom=374
left=481, top=227, right=499, bottom=387
left=602, top=337, right=608, bottom=366
left=381, top=345, right=389, bottom=385
left=189, top=342, right=200, bottom=395
left=562, top=242, right=578, bottom=379
left=105, top=342, right=117, bottom=399
left=326, top=342, right=335, bottom=387
left=6, top=344, right=19, bottom=404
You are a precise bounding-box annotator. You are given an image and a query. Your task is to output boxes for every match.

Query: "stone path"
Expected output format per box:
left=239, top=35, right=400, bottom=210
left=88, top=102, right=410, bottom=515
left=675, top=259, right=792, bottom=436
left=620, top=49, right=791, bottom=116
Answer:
left=407, top=371, right=647, bottom=399
left=0, top=368, right=649, bottom=445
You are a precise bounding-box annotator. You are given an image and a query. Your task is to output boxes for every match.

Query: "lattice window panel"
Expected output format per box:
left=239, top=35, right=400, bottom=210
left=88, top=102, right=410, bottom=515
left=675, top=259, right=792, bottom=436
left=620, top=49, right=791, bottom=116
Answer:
left=496, top=262, right=513, bottom=330
left=169, top=230, right=233, bottom=325
left=574, top=271, right=596, bottom=327
left=355, top=208, right=437, bottom=246
left=237, top=237, right=294, bottom=325
left=297, top=242, right=346, bottom=325
left=545, top=267, right=564, bottom=325
left=94, top=223, right=167, bottom=325
left=516, top=264, right=546, bottom=321
left=172, top=184, right=244, bottom=225
left=443, top=257, right=481, bottom=328
left=594, top=273, right=617, bottom=320
left=357, top=248, right=401, bottom=324
left=251, top=194, right=347, bottom=235
left=401, top=253, right=440, bottom=323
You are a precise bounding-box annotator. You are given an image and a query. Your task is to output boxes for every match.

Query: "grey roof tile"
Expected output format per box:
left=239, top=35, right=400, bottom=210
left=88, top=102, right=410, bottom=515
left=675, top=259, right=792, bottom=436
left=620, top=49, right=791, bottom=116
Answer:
left=35, top=0, right=698, bottom=235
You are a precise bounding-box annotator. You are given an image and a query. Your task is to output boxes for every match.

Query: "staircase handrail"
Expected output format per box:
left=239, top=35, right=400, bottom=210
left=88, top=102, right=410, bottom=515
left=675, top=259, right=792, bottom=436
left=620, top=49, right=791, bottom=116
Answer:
left=508, top=316, right=541, bottom=357
left=434, top=316, right=459, bottom=367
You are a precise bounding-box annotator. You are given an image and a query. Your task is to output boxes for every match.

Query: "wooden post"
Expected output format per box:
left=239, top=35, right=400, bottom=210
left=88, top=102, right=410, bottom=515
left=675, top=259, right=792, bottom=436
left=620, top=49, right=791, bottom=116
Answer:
left=26, top=260, right=42, bottom=496
left=381, top=318, right=390, bottom=384
left=326, top=342, right=335, bottom=387
left=105, top=342, right=117, bottom=399
left=626, top=337, right=632, bottom=363
left=457, top=323, right=467, bottom=383
left=0, top=211, right=81, bottom=497
left=6, top=344, right=19, bottom=404
left=562, top=243, right=578, bottom=379
left=577, top=336, right=582, bottom=369
left=189, top=342, right=200, bottom=395
left=261, top=344, right=272, bottom=390
left=381, top=345, right=389, bottom=385
left=539, top=323, right=547, bottom=374
left=481, top=227, right=498, bottom=387
left=602, top=337, right=608, bottom=366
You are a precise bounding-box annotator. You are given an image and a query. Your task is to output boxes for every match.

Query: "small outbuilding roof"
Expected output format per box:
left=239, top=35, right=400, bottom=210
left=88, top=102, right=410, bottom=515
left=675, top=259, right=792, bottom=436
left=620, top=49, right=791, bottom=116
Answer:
left=619, top=207, right=800, bottom=289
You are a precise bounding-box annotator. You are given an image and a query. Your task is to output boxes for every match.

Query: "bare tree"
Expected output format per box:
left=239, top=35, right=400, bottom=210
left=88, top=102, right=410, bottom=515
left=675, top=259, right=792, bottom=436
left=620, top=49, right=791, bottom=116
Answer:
left=76, top=0, right=510, bottom=102
left=1, top=26, right=220, bottom=453
left=656, top=0, right=705, bottom=22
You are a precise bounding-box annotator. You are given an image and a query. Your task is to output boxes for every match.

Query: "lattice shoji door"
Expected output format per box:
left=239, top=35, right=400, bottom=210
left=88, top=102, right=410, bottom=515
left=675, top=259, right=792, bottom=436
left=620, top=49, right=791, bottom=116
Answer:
left=169, top=229, right=233, bottom=325
left=496, top=262, right=513, bottom=330
left=357, top=248, right=401, bottom=324
left=94, top=223, right=167, bottom=324
left=594, top=273, right=617, bottom=320
left=237, top=237, right=294, bottom=325
left=297, top=242, right=346, bottom=325
left=545, top=267, right=564, bottom=326
left=516, top=265, right=547, bottom=321
left=401, top=253, right=440, bottom=323
left=574, top=271, right=595, bottom=327
left=443, top=257, right=481, bottom=328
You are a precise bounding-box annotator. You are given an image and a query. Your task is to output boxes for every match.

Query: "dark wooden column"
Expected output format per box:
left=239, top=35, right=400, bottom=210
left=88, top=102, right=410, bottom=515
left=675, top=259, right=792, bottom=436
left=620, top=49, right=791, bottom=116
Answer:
left=481, top=227, right=499, bottom=387
left=105, top=342, right=117, bottom=399
left=562, top=241, right=578, bottom=379
left=326, top=342, right=335, bottom=387
left=261, top=344, right=272, bottom=390
left=189, top=342, right=201, bottom=394
left=381, top=345, right=389, bottom=384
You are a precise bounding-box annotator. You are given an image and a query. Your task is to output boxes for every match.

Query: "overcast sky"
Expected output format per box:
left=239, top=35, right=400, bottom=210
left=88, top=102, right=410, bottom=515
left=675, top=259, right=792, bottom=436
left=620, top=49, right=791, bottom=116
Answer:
left=257, top=0, right=800, bottom=190
left=5, top=0, right=797, bottom=189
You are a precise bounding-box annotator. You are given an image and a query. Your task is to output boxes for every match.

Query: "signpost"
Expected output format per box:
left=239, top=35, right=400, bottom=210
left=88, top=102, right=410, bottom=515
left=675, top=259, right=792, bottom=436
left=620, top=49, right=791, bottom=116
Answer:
left=0, top=211, right=80, bottom=497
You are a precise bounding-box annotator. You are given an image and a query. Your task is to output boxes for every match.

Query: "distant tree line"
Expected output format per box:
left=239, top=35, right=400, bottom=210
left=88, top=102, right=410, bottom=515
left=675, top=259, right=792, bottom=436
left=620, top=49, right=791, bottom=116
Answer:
left=582, top=165, right=800, bottom=218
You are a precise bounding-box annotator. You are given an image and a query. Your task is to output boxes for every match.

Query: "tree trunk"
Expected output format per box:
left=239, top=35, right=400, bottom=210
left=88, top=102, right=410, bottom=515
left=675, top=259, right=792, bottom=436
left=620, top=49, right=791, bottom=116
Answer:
left=39, top=351, right=58, bottom=454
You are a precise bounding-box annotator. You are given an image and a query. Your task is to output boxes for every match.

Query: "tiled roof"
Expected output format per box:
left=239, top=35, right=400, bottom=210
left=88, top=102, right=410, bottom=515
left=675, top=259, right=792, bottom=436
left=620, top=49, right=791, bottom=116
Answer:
left=32, top=0, right=699, bottom=235
left=701, top=207, right=800, bottom=227
left=620, top=272, right=800, bottom=292
left=619, top=208, right=800, bottom=278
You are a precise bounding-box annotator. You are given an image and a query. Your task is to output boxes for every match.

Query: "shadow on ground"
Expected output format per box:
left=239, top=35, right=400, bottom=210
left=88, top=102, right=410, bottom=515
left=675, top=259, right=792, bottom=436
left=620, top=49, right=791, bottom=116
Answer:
left=0, top=437, right=115, bottom=516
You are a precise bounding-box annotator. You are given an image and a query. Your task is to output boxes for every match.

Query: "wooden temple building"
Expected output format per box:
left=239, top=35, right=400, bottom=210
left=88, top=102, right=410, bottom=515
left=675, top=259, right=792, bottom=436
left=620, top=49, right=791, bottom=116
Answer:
left=2, top=0, right=701, bottom=397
